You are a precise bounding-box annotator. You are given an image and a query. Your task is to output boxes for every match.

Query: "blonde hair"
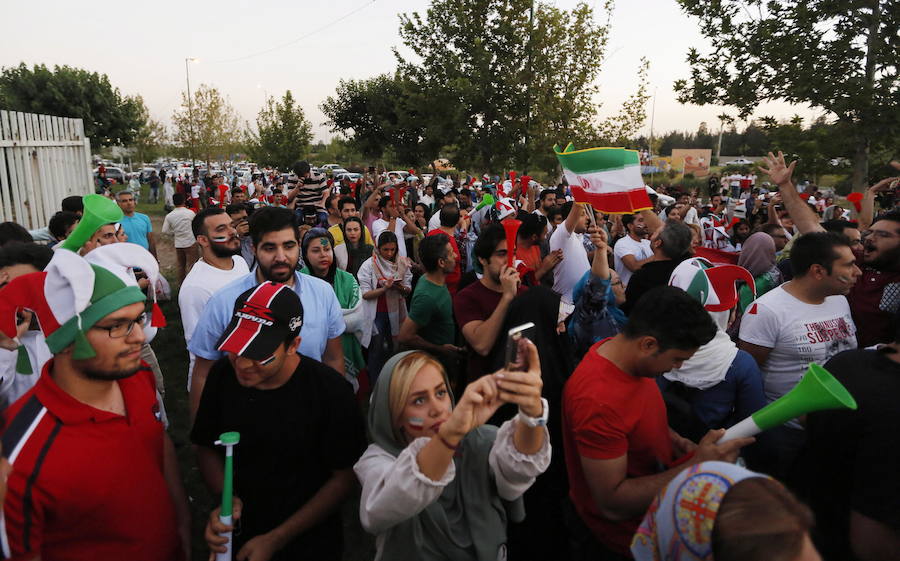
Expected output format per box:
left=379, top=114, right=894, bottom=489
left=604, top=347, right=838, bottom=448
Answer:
left=388, top=352, right=448, bottom=443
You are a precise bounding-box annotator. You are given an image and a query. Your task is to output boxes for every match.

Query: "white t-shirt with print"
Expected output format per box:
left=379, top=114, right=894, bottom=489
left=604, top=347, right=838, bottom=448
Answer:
left=549, top=223, right=590, bottom=305
left=739, top=285, right=857, bottom=425
left=371, top=218, right=408, bottom=258
left=613, top=235, right=652, bottom=287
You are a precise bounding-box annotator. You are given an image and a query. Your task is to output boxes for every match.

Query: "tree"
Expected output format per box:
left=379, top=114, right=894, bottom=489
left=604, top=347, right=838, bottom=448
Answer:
left=131, top=96, right=167, bottom=164
left=674, top=0, right=899, bottom=190
left=395, top=0, right=614, bottom=172
left=246, top=91, right=312, bottom=169
left=0, top=63, right=144, bottom=148
left=172, top=84, right=241, bottom=165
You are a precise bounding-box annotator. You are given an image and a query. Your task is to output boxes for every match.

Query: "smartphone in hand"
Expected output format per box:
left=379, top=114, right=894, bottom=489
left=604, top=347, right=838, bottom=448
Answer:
left=505, top=322, right=535, bottom=371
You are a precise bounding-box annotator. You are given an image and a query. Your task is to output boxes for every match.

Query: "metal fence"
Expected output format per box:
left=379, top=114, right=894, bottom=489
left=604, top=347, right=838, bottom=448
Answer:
left=0, top=110, right=93, bottom=229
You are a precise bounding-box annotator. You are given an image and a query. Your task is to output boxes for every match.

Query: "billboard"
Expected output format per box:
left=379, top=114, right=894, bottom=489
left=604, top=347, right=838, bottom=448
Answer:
left=671, top=149, right=713, bottom=177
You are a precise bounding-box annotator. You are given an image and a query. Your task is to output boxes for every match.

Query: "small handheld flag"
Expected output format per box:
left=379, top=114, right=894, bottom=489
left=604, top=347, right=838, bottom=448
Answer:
left=216, top=432, right=241, bottom=561
left=553, top=144, right=652, bottom=214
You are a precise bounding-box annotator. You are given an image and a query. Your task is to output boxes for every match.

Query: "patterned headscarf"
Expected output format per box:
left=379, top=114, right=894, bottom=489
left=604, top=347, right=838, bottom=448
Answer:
left=631, top=461, right=768, bottom=561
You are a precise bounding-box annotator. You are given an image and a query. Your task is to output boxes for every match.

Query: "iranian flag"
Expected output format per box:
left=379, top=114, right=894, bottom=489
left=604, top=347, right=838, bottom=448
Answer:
left=554, top=143, right=652, bottom=214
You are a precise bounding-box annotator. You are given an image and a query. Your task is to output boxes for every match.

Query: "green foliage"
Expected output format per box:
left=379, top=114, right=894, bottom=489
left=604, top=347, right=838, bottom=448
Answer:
left=323, top=0, right=634, bottom=174
left=246, top=91, right=312, bottom=169
left=0, top=63, right=144, bottom=148
left=171, top=84, right=241, bottom=165
left=674, top=0, right=899, bottom=189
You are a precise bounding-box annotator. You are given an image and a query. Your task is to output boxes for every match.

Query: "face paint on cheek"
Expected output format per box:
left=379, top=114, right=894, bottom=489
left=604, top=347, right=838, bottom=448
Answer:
left=210, top=235, right=231, bottom=243
left=407, top=417, right=425, bottom=430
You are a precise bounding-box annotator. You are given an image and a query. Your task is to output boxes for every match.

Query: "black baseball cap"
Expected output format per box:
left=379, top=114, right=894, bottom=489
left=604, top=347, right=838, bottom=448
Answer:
left=216, top=282, right=304, bottom=361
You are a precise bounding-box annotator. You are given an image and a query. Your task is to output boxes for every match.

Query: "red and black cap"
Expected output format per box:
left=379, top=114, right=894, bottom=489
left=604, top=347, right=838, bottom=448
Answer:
left=215, top=282, right=304, bottom=361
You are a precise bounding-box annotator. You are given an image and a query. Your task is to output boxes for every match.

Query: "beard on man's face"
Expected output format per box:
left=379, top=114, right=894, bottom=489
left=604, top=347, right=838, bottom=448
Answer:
left=258, top=259, right=296, bottom=283
left=210, top=240, right=241, bottom=258
left=82, top=365, right=142, bottom=381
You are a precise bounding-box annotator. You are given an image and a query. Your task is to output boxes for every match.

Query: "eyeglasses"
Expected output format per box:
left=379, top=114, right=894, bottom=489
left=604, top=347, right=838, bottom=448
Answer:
left=93, top=313, right=146, bottom=339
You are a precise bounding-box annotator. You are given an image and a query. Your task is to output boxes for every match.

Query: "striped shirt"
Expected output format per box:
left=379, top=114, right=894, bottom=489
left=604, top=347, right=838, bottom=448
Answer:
left=0, top=362, right=184, bottom=561
left=289, top=175, right=330, bottom=211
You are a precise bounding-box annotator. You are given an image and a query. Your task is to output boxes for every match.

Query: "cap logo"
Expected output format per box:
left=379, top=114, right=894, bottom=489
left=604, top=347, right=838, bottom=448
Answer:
left=289, top=316, right=303, bottom=331
left=235, top=301, right=275, bottom=325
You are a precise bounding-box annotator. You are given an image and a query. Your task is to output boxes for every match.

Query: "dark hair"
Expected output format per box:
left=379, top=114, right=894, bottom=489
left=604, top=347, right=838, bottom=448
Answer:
left=414, top=202, right=432, bottom=222
left=873, top=209, right=900, bottom=226
left=790, top=231, right=850, bottom=276
left=712, top=478, right=813, bottom=561
left=249, top=206, right=298, bottom=247
left=377, top=230, right=398, bottom=248
left=191, top=207, right=226, bottom=238
left=292, top=161, right=310, bottom=177
left=172, top=193, right=185, bottom=206
left=518, top=213, right=546, bottom=239
left=658, top=221, right=693, bottom=259
left=822, top=220, right=857, bottom=235
left=622, top=213, right=637, bottom=228
left=0, top=222, right=33, bottom=247
left=547, top=208, right=562, bottom=222
left=623, top=286, right=717, bottom=351
left=230, top=186, right=243, bottom=195
left=325, top=194, right=339, bottom=211
left=378, top=195, right=390, bottom=209
left=339, top=196, right=358, bottom=212
left=300, top=228, right=336, bottom=282
left=419, top=233, right=450, bottom=272
left=439, top=204, right=460, bottom=228
left=474, top=223, right=507, bottom=263
left=0, top=242, right=53, bottom=271
left=539, top=189, right=556, bottom=202
left=560, top=201, right=575, bottom=219
left=61, top=195, right=84, bottom=214
left=225, top=203, right=247, bottom=216
left=48, top=211, right=80, bottom=240
left=760, top=223, right=785, bottom=237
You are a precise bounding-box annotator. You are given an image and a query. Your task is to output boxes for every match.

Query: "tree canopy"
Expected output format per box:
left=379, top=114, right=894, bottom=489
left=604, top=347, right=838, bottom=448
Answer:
left=674, top=0, right=899, bottom=189
left=0, top=63, right=145, bottom=148
left=171, top=84, right=241, bottom=165
left=246, top=90, right=313, bottom=169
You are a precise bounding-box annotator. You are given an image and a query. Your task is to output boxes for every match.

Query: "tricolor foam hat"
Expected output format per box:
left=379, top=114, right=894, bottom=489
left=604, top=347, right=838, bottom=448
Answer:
left=82, top=243, right=167, bottom=328
left=668, top=257, right=755, bottom=313
left=495, top=197, right=517, bottom=220
left=216, top=282, right=304, bottom=361
left=0, top=248, right=147, bottom=363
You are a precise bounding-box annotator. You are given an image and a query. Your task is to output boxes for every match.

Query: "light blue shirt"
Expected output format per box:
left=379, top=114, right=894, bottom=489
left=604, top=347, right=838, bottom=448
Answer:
left=187, top=270, right=345, bottom=362
left=120, top=213, right=152, bottom=250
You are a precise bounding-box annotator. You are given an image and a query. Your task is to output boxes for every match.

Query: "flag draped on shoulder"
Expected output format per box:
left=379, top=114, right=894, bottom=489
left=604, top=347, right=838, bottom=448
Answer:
left=553, top=143, right=652, bottom=214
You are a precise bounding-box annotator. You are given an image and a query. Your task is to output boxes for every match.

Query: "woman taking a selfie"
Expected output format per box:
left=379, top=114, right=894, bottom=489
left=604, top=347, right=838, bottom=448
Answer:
left=355, top=341, right=551, bottom=561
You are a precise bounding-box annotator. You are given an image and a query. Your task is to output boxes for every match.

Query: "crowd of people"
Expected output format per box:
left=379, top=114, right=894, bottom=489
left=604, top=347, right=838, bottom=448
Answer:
left=0, top=152, right=897, bottom=561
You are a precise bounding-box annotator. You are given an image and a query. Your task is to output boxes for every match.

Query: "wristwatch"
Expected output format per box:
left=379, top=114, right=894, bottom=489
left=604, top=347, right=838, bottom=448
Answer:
left=517, top=398, right=549, bottom=428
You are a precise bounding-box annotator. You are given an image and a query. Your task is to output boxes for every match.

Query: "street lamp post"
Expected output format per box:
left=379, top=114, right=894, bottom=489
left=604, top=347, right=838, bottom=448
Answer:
left=185, top=57, right=199, bottom=168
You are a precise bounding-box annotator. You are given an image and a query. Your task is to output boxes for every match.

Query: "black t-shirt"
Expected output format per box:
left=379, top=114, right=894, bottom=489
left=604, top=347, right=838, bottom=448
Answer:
left=191, top=355, right=366, bottom=561
left=802, top=348, right=900, bottom=558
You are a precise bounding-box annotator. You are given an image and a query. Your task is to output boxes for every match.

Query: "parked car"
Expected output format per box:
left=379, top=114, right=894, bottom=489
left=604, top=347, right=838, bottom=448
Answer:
left=724, top=157, right=754, bottom=165
left=94, top=166, right=127, bottom=184
left=335, top=172, right=362, bottom=182
left=320, top=164, right=342, bottom=174
left=331, top=168, right=349, bottom=176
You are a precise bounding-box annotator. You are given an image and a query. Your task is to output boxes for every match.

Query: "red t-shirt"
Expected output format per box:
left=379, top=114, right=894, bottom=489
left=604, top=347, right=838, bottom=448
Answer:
left=2, top=362, right=184, bottom=561
left=453, top=280, right=525, bottom=381
left=849, top=254, right=900, bottom=347
left=562, top=340, right=673, bottom=555
left=428, top=228, right=461, bottom=295
left=517, top=244, right=542, bottom=273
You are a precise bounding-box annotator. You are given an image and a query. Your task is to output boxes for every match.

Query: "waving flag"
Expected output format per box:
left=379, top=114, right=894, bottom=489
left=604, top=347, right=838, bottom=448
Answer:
left=554, top=143, right=652, bottom=214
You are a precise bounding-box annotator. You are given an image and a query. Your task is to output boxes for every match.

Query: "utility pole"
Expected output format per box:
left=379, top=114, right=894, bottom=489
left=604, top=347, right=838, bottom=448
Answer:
left=524, top=0, right=534, bottom=173
left=185, top=57, right=199, bottom=168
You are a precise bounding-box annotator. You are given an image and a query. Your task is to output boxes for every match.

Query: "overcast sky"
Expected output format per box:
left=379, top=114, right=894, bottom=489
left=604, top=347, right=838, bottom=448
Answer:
left=3, top=0, right=823, bottom=144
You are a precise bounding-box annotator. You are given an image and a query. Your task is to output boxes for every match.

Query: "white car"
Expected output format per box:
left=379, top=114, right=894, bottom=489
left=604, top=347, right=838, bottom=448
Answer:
left=331, top=168, right=349, bottom=176
left=320, top=164, right=342, bottom=174
left=387, top=170, right=410, bottom=180
left=725, top=157, right=754, bottom=165
left=335, top=172, right=362, bottom=182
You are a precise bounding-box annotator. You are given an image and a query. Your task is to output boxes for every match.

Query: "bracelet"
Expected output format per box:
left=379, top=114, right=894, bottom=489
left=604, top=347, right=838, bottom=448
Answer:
left=437, top=433, right=460, bottom=451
